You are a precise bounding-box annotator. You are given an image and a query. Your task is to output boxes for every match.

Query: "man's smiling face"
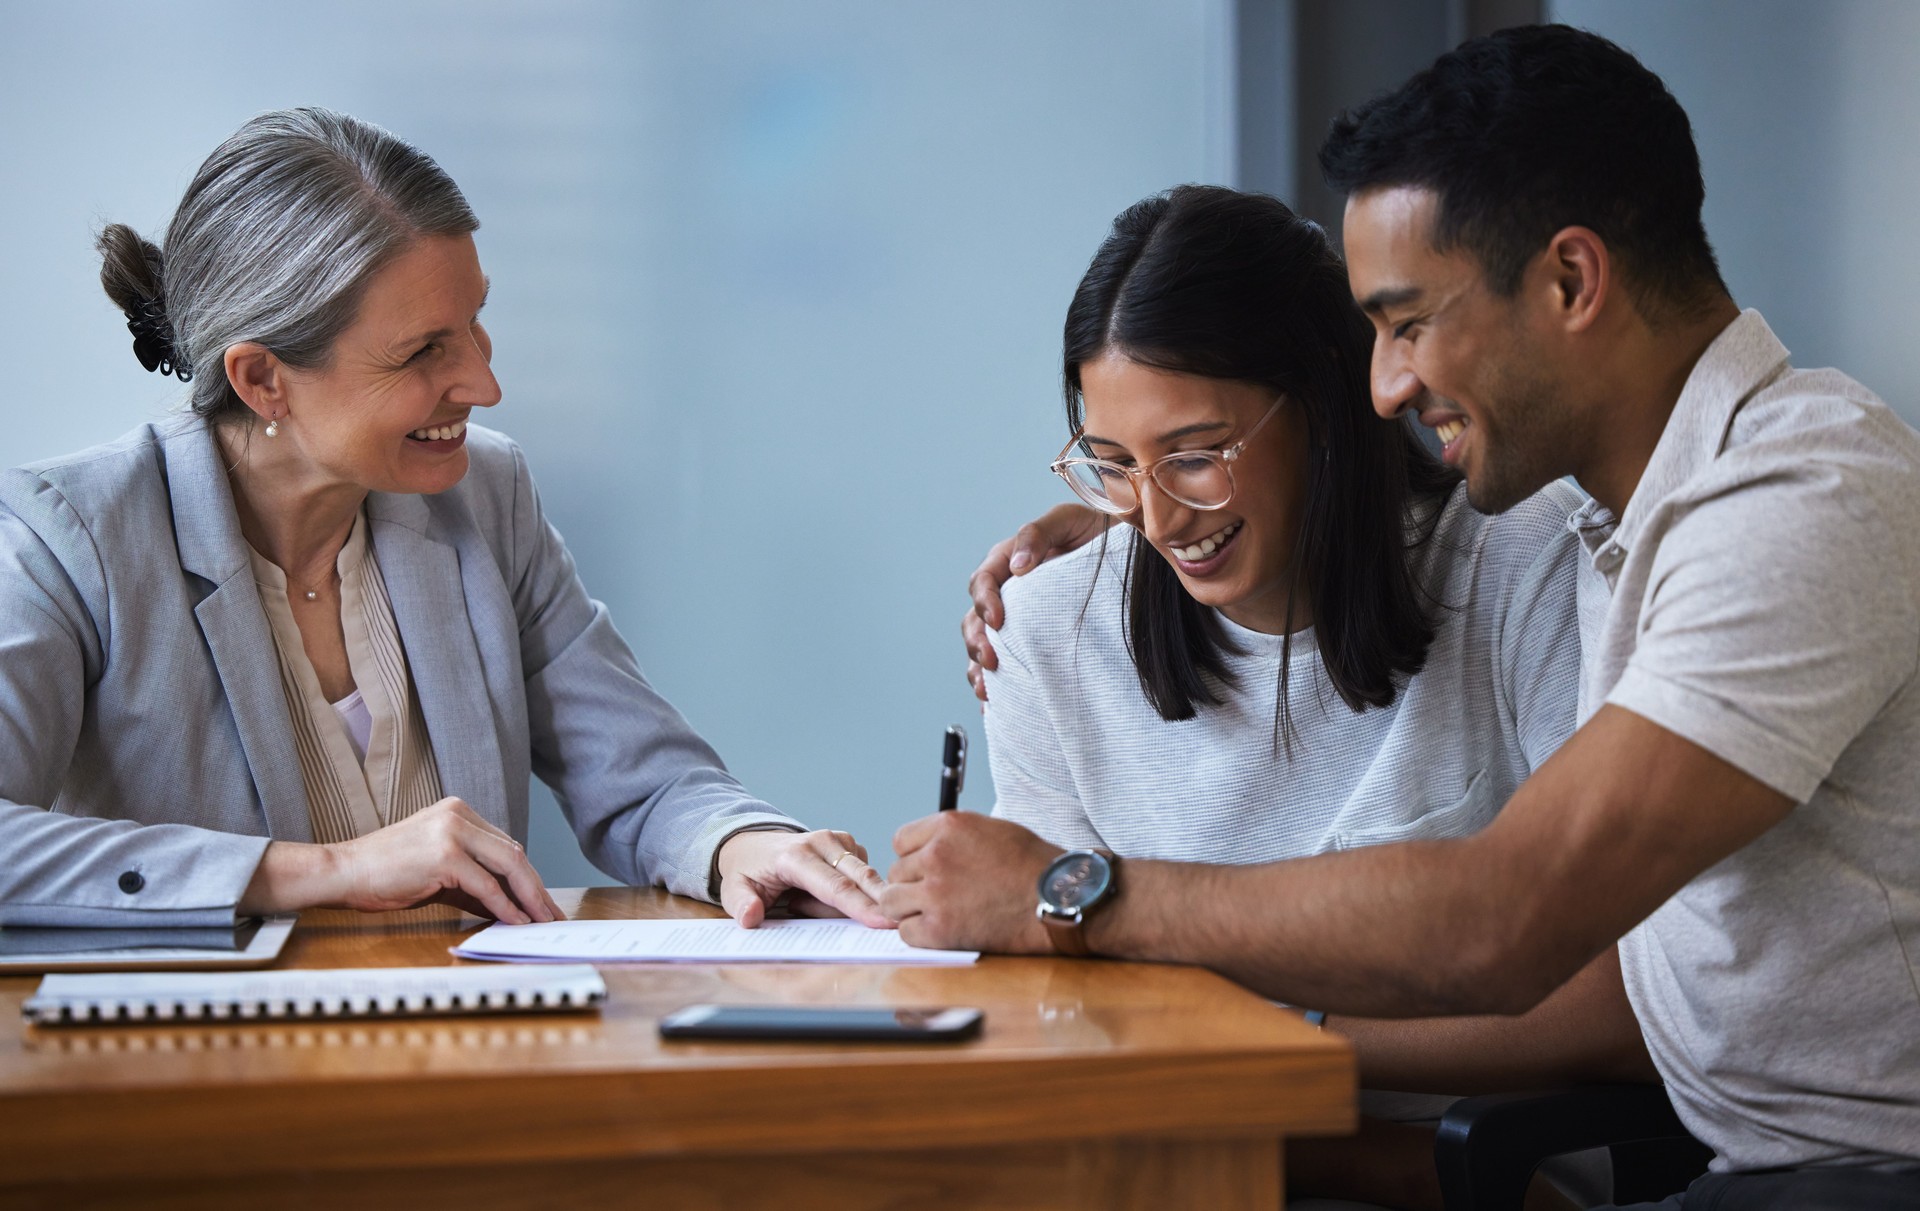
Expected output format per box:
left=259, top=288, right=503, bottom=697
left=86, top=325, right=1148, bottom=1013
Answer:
left=1343, top=186, right=1572, bottom=514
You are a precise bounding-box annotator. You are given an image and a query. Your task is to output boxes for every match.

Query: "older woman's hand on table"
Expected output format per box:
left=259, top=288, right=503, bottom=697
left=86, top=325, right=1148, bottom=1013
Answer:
left=240, top=796, right=566, bottom=923
left=716, top=827, right=892, bottom=929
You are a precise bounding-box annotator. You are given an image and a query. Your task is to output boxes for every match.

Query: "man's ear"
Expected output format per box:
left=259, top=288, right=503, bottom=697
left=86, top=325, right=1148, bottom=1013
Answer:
left=223, top=342, right=290, bottom=425
left=1538, top=226, right=1611, bottom=334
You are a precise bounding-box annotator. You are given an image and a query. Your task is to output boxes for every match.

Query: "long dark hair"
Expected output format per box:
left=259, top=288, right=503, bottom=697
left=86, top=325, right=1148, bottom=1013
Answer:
left=1063, top=185, right=1458, bottom=738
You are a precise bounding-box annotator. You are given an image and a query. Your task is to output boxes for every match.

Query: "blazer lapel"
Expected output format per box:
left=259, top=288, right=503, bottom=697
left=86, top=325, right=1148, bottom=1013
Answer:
left=365, top=492, right=510, bottom=831
left=164, top=421, right=313, bottom=843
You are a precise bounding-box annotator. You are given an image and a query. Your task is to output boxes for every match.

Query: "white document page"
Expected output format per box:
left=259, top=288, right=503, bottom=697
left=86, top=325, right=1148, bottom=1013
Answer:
left=453, top=919, right=979, bottom=965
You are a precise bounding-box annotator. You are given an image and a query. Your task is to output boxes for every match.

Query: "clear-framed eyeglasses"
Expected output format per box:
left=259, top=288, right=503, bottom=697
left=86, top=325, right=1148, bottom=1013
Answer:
left=1049, top=396, right=1287, bottom=515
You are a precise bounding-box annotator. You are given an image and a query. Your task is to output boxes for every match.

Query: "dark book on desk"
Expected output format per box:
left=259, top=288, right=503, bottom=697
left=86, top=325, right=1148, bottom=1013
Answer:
left=0, top=919, right=261, bottom=957
left=0, top=916, right=296, bottom=973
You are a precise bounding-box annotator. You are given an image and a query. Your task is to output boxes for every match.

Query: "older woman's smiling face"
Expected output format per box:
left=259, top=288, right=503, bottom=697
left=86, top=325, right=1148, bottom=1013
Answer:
left=275, top=233, right=499, bottom=497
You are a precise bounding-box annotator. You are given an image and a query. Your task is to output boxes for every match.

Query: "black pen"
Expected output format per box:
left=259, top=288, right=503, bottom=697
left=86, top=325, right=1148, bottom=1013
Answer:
left=938, top=725, right=968, bottom=811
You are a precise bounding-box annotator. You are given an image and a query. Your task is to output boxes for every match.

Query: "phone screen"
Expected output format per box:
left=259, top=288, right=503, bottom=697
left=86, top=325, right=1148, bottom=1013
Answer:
left=658, top=1004, right=984, bottom=1042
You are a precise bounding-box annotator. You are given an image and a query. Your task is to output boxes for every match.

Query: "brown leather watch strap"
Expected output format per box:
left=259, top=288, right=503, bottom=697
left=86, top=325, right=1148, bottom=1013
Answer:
left=1040, top=911, right=1092, bottom=956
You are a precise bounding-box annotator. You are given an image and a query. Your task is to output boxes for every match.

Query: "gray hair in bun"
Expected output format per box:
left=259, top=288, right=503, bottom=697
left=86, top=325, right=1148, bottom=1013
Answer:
left=97, top=107, right=479, bottom=423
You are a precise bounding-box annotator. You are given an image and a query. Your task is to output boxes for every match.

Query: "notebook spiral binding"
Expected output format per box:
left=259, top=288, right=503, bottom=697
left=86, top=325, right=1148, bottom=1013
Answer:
left=37, top=987, right=605, bottom=1024
left=22, top=965, right=608, bottom=1027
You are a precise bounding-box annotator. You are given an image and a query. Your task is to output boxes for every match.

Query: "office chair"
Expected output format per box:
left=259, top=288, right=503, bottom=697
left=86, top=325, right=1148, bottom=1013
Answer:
left=1434, top=1084, right=1714, bottom=1210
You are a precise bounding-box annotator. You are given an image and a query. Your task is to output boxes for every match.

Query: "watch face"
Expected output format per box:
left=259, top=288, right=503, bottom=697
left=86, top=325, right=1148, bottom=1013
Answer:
left=1042, top=851, right=1112, bottom=911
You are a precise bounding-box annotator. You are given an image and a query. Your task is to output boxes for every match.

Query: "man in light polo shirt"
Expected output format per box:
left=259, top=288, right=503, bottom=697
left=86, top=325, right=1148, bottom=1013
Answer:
left=890, top=24, right=1920, bottom=1208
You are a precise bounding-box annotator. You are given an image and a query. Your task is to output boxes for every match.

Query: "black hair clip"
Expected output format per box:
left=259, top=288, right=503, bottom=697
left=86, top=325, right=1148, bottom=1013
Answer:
left=127, top=301, right=192, bottom=382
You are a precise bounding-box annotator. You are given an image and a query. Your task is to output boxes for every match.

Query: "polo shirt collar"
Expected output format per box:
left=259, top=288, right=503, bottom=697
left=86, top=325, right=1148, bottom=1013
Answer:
left=1612, top=309, right=1791, bottom=554
left=1566, top=494, right=1617, bottom=561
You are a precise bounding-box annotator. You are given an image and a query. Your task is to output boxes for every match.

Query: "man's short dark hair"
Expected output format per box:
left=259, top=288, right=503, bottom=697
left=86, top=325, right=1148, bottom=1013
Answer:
left=1319, top=24, right=1727, bottom=320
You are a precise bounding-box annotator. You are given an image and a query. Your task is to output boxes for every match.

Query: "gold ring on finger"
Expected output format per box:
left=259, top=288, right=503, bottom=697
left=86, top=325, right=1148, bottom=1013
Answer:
left=830, top=851, right=860, bottom=873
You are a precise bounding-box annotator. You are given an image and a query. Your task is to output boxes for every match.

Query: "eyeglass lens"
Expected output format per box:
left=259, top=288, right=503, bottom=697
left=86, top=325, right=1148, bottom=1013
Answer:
left=1060, top=453, right=1233, bottom=512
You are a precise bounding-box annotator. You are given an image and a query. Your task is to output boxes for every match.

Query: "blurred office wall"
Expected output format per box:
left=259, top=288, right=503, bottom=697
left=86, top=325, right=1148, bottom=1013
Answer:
left=0, top=1, right=1234, bottom=885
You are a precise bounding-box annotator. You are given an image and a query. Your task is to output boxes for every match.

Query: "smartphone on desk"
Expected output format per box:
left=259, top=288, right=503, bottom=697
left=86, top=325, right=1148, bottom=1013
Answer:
left=658, top=1004, right=984, bottom=1043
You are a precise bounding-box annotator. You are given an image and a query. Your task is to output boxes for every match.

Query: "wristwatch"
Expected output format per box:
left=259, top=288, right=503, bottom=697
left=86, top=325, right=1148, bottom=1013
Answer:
left=1035, top=849, right=1118, bottom=956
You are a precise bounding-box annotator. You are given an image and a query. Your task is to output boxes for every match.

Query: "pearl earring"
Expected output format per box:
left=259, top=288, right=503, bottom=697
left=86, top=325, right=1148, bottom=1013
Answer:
left=265, top=419, right=280, bottom=438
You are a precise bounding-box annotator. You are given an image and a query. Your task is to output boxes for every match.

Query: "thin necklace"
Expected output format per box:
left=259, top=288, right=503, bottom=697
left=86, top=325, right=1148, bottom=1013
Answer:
left=290, top=565, right=338, bottom=603
left=290, top=515, right=356, bottom=602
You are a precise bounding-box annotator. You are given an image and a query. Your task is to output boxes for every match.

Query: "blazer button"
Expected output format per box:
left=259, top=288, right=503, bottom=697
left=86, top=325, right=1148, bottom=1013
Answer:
left=118, top=871, right=145, bottom=894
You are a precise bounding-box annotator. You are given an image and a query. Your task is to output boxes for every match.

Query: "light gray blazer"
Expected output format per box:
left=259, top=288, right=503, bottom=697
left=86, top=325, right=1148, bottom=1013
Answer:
left=0, top=416, right=796, bottom=926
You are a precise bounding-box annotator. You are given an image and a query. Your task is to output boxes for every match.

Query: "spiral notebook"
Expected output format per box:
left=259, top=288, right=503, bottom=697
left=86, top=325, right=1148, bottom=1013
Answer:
left=20, top=963, right=607, bottom=1026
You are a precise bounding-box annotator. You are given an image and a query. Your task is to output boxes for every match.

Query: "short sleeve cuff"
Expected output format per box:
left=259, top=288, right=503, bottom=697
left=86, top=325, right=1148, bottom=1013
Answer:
left=1605, top=665, right=1828, bottom=804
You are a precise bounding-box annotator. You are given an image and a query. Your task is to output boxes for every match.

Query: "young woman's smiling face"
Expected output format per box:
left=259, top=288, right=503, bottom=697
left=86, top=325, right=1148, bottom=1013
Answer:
left=1077, top=352, right=1314, bottom=634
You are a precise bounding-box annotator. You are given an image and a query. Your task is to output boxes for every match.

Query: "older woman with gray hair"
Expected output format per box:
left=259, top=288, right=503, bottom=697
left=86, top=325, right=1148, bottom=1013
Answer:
left=0, top=108, right=887, bottom=929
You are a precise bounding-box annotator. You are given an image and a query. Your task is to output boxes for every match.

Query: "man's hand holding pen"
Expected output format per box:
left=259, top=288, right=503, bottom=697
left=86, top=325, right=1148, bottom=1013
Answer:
left=883, top=810, right=1063, bottom=952
left=885, top=724, right=1061, bottom=952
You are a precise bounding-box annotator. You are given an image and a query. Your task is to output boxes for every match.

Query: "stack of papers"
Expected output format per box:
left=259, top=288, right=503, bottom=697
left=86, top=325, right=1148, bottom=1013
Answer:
left=453, top=919, right=979, bottom=966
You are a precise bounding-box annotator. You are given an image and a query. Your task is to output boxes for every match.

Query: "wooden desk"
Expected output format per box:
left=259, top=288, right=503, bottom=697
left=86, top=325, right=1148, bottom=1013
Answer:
left=0, top=888, right=1353, bottom=1210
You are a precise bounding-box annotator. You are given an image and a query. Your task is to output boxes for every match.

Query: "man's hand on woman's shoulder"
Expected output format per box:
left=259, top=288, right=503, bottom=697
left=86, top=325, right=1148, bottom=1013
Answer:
left=963, top=504, right=1107, bottom=701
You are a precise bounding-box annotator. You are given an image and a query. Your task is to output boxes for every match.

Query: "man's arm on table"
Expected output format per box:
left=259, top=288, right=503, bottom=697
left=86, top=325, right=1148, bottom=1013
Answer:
left=886, top=704, right=1793, bottom=1017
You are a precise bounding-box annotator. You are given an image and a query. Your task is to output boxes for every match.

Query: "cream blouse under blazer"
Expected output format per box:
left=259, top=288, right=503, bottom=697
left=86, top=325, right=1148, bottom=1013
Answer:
left=0, top=416, right=795, bottom=926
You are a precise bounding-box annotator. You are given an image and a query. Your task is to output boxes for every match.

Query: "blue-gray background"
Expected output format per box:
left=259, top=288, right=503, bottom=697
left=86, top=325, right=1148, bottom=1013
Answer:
left=3, top=1, right=1915, bottom=887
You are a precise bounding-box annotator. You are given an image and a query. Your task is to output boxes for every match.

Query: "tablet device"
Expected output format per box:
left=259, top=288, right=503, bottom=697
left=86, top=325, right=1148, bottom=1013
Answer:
left=0, top=916, right=296, bottom=973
